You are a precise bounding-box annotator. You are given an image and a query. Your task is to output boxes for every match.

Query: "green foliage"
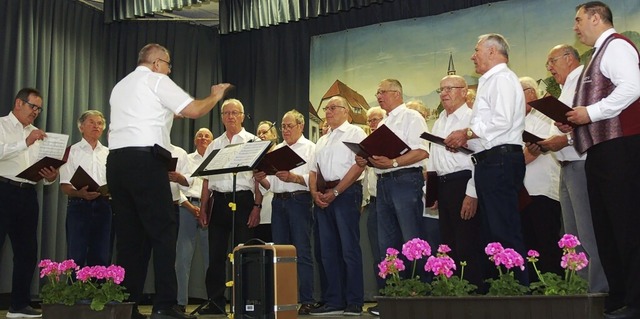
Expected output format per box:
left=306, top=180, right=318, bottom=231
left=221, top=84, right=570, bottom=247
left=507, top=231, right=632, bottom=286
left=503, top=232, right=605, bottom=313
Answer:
left=91, top=281, right=128, bottom=311
left=429, top=275, right=477, bottom=297
left=380, top=276, right=431, bottom=297
left=485, top=272, right=529, bottom=296
left=40, top=275, right=129, bottom=311
left=529, top=271, right=588, bottom=296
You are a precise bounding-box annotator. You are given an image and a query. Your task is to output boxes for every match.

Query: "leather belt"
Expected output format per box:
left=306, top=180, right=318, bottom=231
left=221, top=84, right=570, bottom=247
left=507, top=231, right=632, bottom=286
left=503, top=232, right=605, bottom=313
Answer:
left=110, top=146, right=153, bottom=153
left=377, top=167, right=423, bottom=179
left=438, top=170, right=472, bottom=183
left=0, top=176, right=35, bottom=189
left=186, top=196, right=200, bottom=202
left=213, top=190, right=252, bottom=199
left=559, top=161, right=576, bottom=167
left=273, top=191, right=310, bottom=199
left=471, top=144, right=522, bottom=165
left=325, top=180, right=340, bottom=189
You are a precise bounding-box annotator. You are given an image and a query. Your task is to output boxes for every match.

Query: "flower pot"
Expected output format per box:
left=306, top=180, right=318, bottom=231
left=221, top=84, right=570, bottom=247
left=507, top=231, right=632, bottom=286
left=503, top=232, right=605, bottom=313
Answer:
left=42, top=302, right=134, bottom=319
left=376, top=293, right=606, bottom=319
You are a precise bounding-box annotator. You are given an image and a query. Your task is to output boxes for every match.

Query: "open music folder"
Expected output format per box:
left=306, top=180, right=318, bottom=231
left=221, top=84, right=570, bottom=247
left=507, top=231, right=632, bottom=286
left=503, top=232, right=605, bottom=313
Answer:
left=69, top=166, right=109, bottom=196
left=528, top=96, right=577, bottom=128
left=420, top=132, right=473, bottom=155
left=16, top=133, right=69, bottom=182
left=192, top=140, right=272, bottom=177
left=343, top=124, right=411, bottom=166
left=254, top=145, right=306, bottom=175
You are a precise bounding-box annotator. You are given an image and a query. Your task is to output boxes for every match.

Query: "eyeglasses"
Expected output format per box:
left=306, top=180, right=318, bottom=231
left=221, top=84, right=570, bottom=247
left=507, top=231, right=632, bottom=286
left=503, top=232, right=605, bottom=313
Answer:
left=322, top=105, right=345, bottom=112
left=157, top=58, right=172, bottom=70
left=374, top=89, right=398, bottom=97
left=22, top=99, right=43, bottom=112
left=221, top=110, right=243, bottom=117
left=436, top=86, right=465, bottom=94
left=545, top=53, right=568, bottom=67
left=281, top=123, right=299, bottom=130
left=367, top=117, right=382, bottom=124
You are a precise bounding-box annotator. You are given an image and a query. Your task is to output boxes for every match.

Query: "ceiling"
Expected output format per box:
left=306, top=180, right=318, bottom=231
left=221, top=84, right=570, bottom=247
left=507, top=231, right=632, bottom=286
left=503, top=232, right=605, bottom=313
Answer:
left=78, top=0, right=220, bottom=27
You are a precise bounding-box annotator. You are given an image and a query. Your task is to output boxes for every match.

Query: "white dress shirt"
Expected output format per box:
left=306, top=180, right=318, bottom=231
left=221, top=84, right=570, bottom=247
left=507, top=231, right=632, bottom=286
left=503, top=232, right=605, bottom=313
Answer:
left=470, top=63, right=526, bottom=150
left=375, top=104, right=430, bottom=174
left=108, top=66, right=194, bottom=150
left=59, top=138, right=109, bottom=186
left=428, top=104, right=477, bottom=198
left=586, top=28, right=640, bottom=122
left=267, top=135, right=316, bottom=193
left=204, top=128, right=258, bottom=192
left=313, top=121, right=366, bottom=181
left=556, top=65, right=587, bottom=162
left=0, top=112, right=47, bottom=185
left=181, top=151, right=208, bottom=199
left=524, top=110, right=560, bottom=201
left=169, top=145, right=189, bottom=202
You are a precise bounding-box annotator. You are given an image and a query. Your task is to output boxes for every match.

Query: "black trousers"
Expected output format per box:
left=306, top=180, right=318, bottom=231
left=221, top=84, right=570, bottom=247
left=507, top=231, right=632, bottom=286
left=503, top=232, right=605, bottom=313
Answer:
left=585, top=135, right=640, bottom=309
left=106, top=150, right=178, bottom=311
left=0, top=182, right=38, bottom=310
left=520, top=195, right=563, bottom=278
left=205, top=189, right=255, bottom=306
left=437, top=170, right=484, bottom=290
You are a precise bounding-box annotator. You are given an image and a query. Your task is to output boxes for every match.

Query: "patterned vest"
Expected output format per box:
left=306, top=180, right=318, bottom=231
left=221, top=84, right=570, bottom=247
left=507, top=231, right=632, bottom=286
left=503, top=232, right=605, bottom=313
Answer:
left=573, top=33, right=640, bottom=154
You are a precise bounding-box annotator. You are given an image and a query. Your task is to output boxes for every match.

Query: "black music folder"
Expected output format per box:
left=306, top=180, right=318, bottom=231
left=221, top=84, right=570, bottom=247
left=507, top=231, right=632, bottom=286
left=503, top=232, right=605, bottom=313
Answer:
left=528, top=96, right=577, bottom=127
left=255, top=145, right=306, bottom=175
left=425, top=171, right=438, bottom=207
left=16, top=156, right=66, bottom=182
left=420, top=132, right=473, bottom=155
left=192, top=140, right=272, bottom=177
left=522, top=131, right=544, bottom=144
left=343, top=124, right=411, bottom=166
left=69, top=166, right=109, bottom=196
left=167, top=157, right=178, bottom=171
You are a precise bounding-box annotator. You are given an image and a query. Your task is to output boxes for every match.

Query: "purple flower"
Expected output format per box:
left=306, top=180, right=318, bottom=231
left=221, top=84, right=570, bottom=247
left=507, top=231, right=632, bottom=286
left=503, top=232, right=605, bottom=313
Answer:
left=484, top=242, right=504, bottom=256
left=527, top=250, right=539, bottom=258
left=402, top=238, right=432, bottom=261
left=561, top=251, right=589, bottom=271
left=425, top=255, right=456, bottom=278
left=558, top=234, right=581, bottom=249
left=438, top=244, right=452, bottom=254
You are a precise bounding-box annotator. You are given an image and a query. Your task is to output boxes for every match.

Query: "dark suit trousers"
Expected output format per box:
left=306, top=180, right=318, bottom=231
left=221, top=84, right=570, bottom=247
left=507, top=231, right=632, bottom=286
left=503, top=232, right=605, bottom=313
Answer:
left=585, top=135, right=640, bottom=309
left=0, top=182, right=38, bottom=310
left=107, top=150, right=178, bottom=311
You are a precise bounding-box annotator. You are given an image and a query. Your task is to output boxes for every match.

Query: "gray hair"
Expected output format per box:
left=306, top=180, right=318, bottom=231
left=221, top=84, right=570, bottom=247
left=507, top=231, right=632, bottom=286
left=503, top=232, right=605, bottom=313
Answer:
left=366, top=106, right=386, bottom=118
left=77, top=110, right=106, bottom=131
left=519, top=76, right=540, bottom=98
left=138, top=43, right=170, bottom=65
left=284, top=109, right=305, bottom=126
left=221, top=98, right=245, bottom=113
left=479, top=33, right=510, bottom=59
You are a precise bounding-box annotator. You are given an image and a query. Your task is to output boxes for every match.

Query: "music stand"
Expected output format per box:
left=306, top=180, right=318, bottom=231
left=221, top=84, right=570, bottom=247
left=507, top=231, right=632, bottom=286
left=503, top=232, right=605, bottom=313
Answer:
left=190, top=140, right=272, bottom=315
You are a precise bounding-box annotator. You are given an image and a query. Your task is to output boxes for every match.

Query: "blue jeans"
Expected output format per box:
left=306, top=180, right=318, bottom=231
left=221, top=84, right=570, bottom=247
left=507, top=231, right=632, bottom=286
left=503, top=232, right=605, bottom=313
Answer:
left=316, top=183, right=363, bottom=308
left=176, top=199, right=209, bottom=306
left=474, top=149, right=528, bottom=285
left=66, top=197, right=112, bottom=266
left=376, top=169, right=425, bottom=276
left=365, top=196, right=385, bottom=290
left=271, top=192, right=314, bottom=303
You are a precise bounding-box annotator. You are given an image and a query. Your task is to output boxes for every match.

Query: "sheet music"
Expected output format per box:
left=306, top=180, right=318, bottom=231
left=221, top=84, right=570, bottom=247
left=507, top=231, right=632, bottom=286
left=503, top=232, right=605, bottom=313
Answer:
left=203, top=140, right=272, bottom=170
left=37, top=133, right=69, bottom=160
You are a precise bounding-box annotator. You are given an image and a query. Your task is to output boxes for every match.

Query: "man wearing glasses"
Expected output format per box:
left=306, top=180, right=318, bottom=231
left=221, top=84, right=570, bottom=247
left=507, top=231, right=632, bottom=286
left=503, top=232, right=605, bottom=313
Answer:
left=254, top=109, right=319, bottom=315
left=198, top=99, right=262, bottom=316
left=108, top=43, right=231, bottom=319
left=309, top=96, right=366, bottom=316
left=359, top=79, right=429, bottom=286
left=1, top=87, right=59, bottom=318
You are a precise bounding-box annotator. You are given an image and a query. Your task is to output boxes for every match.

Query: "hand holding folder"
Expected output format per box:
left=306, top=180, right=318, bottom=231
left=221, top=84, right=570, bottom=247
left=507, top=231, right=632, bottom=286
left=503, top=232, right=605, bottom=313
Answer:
left=528, top=96, right=577, bottom=128
left=254, top=145, right=306, bottom=175
left=343, top=124, right=411, bottom=166
left=69, top=166, right=109, bottom=196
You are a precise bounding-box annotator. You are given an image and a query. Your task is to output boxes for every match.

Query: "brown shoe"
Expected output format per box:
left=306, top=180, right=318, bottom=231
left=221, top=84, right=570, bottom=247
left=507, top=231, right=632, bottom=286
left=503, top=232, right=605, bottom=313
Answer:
left=298, top=303, right=318, bottom=315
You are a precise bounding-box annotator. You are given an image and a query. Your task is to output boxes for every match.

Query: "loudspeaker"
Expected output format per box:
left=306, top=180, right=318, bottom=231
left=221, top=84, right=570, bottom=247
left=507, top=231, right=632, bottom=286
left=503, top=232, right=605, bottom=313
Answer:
left=233, top=244, right=298, bottom=319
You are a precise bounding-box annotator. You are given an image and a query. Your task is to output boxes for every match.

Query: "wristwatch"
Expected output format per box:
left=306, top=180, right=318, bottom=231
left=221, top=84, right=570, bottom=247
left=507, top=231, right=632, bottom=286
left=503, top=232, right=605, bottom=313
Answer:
left=466, top=128, right=474, bottom=139
left=332, top=188, right=340, bottom=197
left=566, top=133, right=574, bottom=146
left=392, top=159, right=399, bottom=168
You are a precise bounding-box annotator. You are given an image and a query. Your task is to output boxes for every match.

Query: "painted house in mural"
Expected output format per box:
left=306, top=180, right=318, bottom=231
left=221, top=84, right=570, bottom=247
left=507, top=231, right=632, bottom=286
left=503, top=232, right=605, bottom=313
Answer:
left=309, top=79, right=371, bottom=142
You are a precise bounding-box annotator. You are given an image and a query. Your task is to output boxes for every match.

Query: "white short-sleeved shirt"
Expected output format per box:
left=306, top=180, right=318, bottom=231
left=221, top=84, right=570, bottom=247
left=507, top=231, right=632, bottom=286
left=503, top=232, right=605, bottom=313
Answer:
left=59, top=138, right=109, bottom=187
left=108, top=66, right=194, bottom=150
left=0, top=112, right=42, bottom=184
left=375, top=104, right=430, bottom=174
left=314, top=121, right=366, bottom=181
left=267, top=135, right=316, bottom=193
left=181, top=151, right=208, bottom=199
left=169, top=145, right=189, bottom=202
left=556, top=66, right=587, bottom=162
left=204, top=128, right=259, bottom=192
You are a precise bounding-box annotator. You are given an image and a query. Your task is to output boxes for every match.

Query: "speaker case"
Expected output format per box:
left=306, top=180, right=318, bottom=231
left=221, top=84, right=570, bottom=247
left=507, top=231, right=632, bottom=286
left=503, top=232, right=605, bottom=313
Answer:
left=232, top=244, right=298, bottom=319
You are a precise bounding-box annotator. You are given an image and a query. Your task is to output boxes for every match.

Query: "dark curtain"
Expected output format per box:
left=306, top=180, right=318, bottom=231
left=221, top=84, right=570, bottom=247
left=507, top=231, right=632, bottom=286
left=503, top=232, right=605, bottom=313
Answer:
left=220, top=0, right=504, bottom=134
left=0, top=0, right=221, bottom=294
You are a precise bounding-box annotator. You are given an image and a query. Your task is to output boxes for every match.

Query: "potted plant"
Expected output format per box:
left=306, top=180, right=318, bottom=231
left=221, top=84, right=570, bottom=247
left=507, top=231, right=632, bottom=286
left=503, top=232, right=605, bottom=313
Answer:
left=38, top=259, right=133, bottom=319
left=376, top=235, right=607, bottom=319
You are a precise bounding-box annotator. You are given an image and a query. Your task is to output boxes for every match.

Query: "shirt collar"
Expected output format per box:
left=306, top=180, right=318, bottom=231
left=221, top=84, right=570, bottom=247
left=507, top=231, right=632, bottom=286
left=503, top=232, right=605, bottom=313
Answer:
left=8, top=111, right=34, bottom=130
left=480, top=63, right=508, bottom=82
left=594, top=28, right=616, bottom=53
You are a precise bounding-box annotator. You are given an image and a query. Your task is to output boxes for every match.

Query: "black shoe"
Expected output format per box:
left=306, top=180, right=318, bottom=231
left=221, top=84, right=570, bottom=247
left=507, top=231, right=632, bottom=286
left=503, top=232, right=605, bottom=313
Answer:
left=151, top=305, right=197, bottom=319
left=604, top=306, right=640, bottom=319
left=309, top=304, right=345, bottom=316
left=298, top=303, right=321, bottom=315
left=198, top=303, right=226, bottom=315
left=367, top=305, right=380, bottom=316
left=344, top=304, right=362, bottom=316
left=6, top=306, right=42, bottom=318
